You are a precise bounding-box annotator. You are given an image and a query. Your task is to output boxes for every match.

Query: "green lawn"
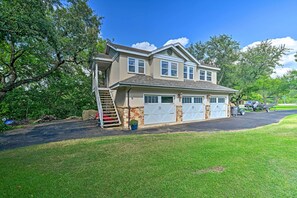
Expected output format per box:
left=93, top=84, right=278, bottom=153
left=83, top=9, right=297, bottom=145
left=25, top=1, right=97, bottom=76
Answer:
left=1, top=115, right=297, bottom=197
left=274, top=104, right=297, bottom=111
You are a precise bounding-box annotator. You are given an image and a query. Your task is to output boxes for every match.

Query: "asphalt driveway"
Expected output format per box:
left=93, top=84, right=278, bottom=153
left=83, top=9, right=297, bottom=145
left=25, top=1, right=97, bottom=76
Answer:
left=0, top=110, right=296, bottom=151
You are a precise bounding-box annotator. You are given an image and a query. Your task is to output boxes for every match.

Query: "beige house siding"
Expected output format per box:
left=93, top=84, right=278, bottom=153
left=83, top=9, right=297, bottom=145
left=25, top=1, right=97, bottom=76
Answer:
left=151, top=58, right=184, bottom=81
left=198, top=68, right=217, bottom=84
left=118, top=53, right=150, bottom=81
left=157, top=49, right=181, bottom=58
left=106, top=49, right=219, bottom=86
left=107, top=56, right=120, bottom=87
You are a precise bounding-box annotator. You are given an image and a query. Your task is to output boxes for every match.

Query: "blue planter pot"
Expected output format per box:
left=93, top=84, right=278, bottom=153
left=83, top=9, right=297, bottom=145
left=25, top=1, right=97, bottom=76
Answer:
left=131, top=124, right=138, bottom=130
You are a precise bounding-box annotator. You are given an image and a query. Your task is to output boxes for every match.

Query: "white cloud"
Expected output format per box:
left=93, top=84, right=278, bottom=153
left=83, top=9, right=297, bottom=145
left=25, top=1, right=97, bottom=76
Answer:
left=271, top=67, right=293, bottom=78
left=131, top=42, right=157, bottom=51
left=163, top=37, right=189, bottom=46
left=243, top=37, right=297, bottom=77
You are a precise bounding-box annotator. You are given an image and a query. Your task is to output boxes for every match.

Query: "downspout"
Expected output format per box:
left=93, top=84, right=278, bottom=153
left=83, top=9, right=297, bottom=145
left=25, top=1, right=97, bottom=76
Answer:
left=127, top=87, right=132, bottom=129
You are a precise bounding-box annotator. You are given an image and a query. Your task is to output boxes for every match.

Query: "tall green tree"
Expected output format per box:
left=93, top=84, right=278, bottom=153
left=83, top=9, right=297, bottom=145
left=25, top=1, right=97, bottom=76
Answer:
left=232, top=41, right=287, bottom=104
left=0, top=0, right=101, bottom=101
left=188, top=35, right=240, bottom=86
left=254, top=76, right=289, bottom=104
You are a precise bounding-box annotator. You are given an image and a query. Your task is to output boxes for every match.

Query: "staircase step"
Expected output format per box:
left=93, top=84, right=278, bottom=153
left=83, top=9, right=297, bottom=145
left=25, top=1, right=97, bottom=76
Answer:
left=96, top=89, right=121, bottom=128
left=103, top=117, right=118, bottom=121
left=103, top=123, right=121, bottom=128
left=103, top=120, right=120, bottom=123
left=103, top=113, right=116, bottom=115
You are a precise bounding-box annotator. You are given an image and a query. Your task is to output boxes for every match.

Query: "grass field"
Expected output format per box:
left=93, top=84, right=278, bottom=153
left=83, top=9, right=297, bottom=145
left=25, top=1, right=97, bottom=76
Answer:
left=1, top=115, right=297, bottom=197
left=274, top=104, right=297, bottom=111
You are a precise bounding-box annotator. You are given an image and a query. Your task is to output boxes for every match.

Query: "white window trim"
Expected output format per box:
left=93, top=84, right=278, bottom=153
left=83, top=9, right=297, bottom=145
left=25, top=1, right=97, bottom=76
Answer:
left=160, top=60, right=178, bottom=78
left=199, top=69, right=206, bottom=81
left=127, top=57, right=145, bottom=74
left=184, top=65, right=194, bottom=80
left=199, top=69, right=212, bottom=82
left=143, top=94, right=176, bottom=104
left=207, top=71, right=212, bottom=82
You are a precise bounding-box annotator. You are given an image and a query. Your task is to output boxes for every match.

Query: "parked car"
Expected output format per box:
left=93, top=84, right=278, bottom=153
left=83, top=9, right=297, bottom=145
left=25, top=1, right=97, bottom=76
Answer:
left=244, top=101, right=258, bottom=108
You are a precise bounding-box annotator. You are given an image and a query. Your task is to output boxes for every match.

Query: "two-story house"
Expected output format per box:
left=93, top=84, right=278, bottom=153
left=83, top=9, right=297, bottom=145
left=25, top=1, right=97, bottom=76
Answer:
left=92, top=42, right=236, bottom=128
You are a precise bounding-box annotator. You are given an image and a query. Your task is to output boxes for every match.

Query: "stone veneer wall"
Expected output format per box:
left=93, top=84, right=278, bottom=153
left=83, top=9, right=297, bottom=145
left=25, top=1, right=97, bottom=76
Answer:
left=117, top=107, right=144, bottom=128
left=176, top=106, right=182, bottom=123
left=205, top=105, right=210, bottom=119
left=227, top=104, right=231, bottom=117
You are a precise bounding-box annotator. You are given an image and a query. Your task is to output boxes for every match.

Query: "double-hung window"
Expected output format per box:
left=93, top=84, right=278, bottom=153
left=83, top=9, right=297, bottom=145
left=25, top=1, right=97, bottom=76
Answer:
left=207, top=71, right=212, bottom=81
left=128, top=57, right=145, bottom=74
left=161, top=61, right=178, bottom=77
left=199, top=70, right=212, bottom=81
left=184, top=66, right=194, bottom=80
left=199, top=70, right=206, bottom=80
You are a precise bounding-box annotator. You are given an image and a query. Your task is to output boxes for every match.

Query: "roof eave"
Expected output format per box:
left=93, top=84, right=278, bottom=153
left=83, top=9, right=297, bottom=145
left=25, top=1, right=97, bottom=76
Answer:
left=112, top=82, right=237, bottom=93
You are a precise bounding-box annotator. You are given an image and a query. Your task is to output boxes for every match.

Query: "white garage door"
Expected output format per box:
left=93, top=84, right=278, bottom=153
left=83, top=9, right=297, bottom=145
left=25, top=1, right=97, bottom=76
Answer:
left=144, top=95, right=176, bottom=125
left=182, top=96, right=205, bottom=121
left=210, top=96, right=227, bottom=119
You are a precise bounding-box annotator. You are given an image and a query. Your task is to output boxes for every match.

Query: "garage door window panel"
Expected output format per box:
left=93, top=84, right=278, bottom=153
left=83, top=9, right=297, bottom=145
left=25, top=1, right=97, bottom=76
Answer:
left=218, top=98, right=225, bottom=103
left=182, top=97, right=192, bottom=103
left=210, top=98, right=217, bottom=103
left=145, top=96, right=158, bottom=103
left=194, top=97, right=203, bottom=103
left=161, top=96, right=174, bottom=103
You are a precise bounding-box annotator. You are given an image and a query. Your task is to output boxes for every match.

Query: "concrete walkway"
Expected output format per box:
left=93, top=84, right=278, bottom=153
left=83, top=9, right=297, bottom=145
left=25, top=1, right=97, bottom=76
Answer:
left=0, top=110, right=296, bottom=151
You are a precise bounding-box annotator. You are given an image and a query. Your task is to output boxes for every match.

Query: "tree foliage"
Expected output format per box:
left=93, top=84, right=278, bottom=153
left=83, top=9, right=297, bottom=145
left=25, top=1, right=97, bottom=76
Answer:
left=188, top=36, right=288, bottom=105
left=253, top=76, right=289, bottom=104
left=188, top=35, right=240, bottom=86
left=231, top=41, right=287, bottom=104
left=0, top=0, right=101, bottom=101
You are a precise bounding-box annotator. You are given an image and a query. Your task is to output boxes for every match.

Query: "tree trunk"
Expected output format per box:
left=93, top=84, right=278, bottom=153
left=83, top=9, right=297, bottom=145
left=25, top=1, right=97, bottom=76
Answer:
left=0, top=91, right=6, bottom=102
left=263, top=96, right=267, bottom=105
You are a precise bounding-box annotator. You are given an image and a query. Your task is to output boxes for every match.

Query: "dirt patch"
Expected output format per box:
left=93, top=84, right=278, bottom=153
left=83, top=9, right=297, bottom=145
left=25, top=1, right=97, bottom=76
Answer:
left=193, top=166, right=225, bottom=174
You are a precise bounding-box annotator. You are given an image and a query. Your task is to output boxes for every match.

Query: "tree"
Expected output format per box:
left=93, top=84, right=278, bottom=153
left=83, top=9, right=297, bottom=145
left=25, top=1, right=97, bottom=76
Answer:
left=254, top=76, right=289, bottom=104
left=0, top=0, right=101, bottom=101
left=188, top=35, right=240, bottom=86
left=285, top=70, right=297, bottom=90
left=231, top=41, right=287, bottom=104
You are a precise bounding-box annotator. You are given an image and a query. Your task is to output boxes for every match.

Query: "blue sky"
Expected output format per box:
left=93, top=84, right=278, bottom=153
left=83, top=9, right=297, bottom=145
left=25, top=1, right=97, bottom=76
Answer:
left=88, top=0, right=297, bottom=76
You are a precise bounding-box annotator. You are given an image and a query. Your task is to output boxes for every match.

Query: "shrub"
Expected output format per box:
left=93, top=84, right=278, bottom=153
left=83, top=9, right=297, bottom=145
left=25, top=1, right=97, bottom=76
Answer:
left=130, top=119, right=138, bottom=125
left=0, top=122, right=13, bottom=133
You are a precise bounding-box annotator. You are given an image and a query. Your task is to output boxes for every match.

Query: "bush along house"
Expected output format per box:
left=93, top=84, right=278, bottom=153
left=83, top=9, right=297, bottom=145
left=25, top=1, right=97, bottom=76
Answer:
left=91, top=42, right=237, bottom=128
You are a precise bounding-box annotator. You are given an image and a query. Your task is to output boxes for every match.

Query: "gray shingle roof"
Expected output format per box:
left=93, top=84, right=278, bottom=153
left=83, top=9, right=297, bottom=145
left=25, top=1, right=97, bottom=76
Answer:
left=108, top=42, right=151, bottom=54
left=95, top=53, right=112, bottom=59
left=114, top=75, right=237, bottom=93
left=200, top=63, right=219, bottom=68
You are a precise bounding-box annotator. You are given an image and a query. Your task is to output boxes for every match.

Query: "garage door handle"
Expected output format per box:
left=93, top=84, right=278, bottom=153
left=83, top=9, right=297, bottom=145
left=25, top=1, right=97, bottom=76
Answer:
left=159, top=106, right=161, bottom=110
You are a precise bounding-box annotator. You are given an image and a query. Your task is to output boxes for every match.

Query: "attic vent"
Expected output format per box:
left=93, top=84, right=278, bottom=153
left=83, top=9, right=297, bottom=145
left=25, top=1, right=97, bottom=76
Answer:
left=167, top=48, right=173, bottom=55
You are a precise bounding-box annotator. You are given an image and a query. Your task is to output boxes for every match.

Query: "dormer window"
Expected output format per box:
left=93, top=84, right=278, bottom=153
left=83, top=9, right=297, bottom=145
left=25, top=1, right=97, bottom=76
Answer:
left=207, top=71, right=212, bottom=81
left=128, top=57, right=145, bottom=74
left=161, top=60, right=178, bottom=77
left=199, top=70, right=205, bottom=80
left=199, top=70, right=212, bottom=82
left=184, top=65, right=194, bottom=80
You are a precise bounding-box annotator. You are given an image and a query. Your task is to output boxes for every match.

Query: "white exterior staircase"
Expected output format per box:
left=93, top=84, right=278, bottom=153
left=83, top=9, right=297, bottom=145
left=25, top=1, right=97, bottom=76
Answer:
left=93, top=64, right=121, bottom=128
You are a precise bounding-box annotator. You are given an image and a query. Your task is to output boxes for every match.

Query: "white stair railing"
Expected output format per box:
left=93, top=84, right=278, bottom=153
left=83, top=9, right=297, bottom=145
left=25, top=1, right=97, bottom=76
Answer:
left=108, top=89, right=121, bottom=125
left=93, top=64, right=104, bottom=128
